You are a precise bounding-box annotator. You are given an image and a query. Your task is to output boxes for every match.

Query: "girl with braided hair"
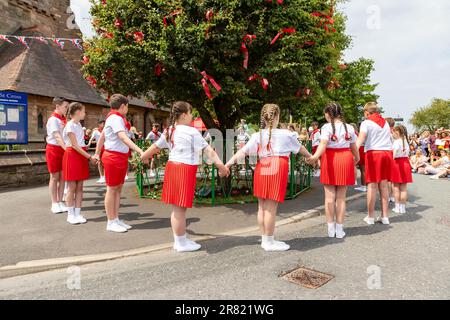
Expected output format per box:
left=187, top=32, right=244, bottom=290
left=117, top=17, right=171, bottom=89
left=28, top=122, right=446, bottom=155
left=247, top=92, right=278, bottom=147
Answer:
left=141, top=101, right=229, bottom=252
left=391, top=125, right=413, bottom=213
left=226, top=104, right=312, bottom=251
left=308, top=102, right=359, bottom=239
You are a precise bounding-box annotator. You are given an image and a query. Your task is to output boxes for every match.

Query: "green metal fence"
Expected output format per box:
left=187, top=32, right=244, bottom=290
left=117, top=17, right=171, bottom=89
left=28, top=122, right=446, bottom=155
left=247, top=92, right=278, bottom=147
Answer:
left=134, top=139, right=312, bottom=205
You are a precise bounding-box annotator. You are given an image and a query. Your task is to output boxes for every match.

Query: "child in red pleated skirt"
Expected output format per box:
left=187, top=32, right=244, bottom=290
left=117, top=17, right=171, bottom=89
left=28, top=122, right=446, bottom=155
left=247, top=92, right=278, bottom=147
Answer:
left=226, top=104, right=312, bottom=251
left=141, top=101, right=229, bottom=252
left=62, top=102, right=98, bottom=225
left=308, top=103, right=359, bottom=239
left=391, top=125, right=413, bottom=214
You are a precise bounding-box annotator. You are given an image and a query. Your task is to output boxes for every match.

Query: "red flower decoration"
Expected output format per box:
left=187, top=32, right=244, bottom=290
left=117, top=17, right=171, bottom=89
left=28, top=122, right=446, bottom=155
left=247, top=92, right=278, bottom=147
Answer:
left=82, top=56, right=90, bottom=64
left=133, top=31, right=144, bottom=43
left=206, top=10, right=214, bottom=21
left=101, top=0, right=107, bottom=7
left=114, top=18, right=123, bottom=29
left=86, top=76, right=97, bottom=87
left=104, top=32, right=114, bottom=39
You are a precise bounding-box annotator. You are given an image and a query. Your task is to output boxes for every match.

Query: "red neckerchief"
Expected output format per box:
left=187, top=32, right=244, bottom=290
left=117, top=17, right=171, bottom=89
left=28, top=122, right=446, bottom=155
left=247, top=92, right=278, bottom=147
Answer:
left=367, top=113, right=386, bottom=128
left=309, top=129, right=319, bottom=140
left=106, top=110, right=131, bottom=131
left=50, top=112, right=67, bottom=126
left=152, top=128, right=160, bottom=139
left=97, top=127, right=103, bottom=133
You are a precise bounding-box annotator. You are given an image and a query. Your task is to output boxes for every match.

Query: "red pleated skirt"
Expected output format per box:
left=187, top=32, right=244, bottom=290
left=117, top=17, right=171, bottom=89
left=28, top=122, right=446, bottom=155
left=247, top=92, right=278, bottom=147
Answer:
left=365, top=150, right=394, bottom=183
left=102, top=150, right=129, bottom=187
left=320, top=148, right=355, bottom=186
left=391, top=157, right=413, bottom=184
left=253, top=156, right=289, bottom=203
left=63, top=147, right=90, bottom=181
left=46, top=144, right=65, bottom=173
left=359, top=146, right=366, bottom=166
left=162, top=161, right=198, bottom=208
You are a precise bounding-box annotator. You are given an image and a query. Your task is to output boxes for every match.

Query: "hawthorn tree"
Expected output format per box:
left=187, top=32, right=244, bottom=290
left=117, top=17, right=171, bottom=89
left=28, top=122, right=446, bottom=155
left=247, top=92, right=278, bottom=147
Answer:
left=82, top=0, right=377, bottom=131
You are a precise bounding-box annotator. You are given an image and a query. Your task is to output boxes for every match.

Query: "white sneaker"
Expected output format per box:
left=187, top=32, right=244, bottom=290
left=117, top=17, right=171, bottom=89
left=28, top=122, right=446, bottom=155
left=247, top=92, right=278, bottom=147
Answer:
left=336, top=229, right=346, bottom=239
left=174, top=240, right=201, bottom=252
left=76, top=214, right=87, bottom=224
left=377, top=217, right=390, bottom=225
left=313, top=169, right=321, bottom=177
left=363, top=216, right=375, bottom=225
left=58, top=202, right=68, bottom=212
left=149, top=171, right=156, bottom=178
left=118, top=220, right=132, bottom=230
left=262, top=241, right=290, bottom=251
left=96, top=176, right=106, bottom=184
left=355, top=186, right=367, bottom=192
left=400, top=205, right=406, bottom=214
left=327, top=224, right=336, bottom=238
left=389, top=197, right=395, bottom=203
left=106, top=221, right=128, bottom=233
left=51, top=203, right=63, bottom=214
left=125, top=174, right=129, bottom=180
left=430, top=175, right=439, bottom=180
left=67, top=214, right=80, bottom=225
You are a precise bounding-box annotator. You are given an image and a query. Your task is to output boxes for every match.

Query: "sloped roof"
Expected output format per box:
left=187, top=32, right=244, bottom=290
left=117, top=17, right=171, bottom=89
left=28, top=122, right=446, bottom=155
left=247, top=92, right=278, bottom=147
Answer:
left=0, top=31, right=108, bottom=106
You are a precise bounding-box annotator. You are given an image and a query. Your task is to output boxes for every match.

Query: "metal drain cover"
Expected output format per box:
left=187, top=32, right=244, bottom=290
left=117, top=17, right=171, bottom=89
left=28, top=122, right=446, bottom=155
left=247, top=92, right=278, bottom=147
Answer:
left=281, top=267, right=334, bottom=289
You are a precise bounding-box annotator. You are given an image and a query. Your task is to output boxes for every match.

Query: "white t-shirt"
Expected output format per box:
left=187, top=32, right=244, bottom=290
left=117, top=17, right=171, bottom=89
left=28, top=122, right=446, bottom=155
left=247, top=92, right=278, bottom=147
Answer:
left=392, top=138, right=409, bottom=159
left=91, top=129, right=102, bottom=142
left=46, top=116, right=65, bottom=146
left=311, top=130, right=321, bottom=147
left=104, top=114, right=130, bottom=154
left=320, top=122, right=357, bottom=149
left=360, top=120, right=393, bottom=152
left=154, top=125, right=209, bottom=165
left=146, top=130, right=162, bottom=142
left=241, top=129, right=302, bottom=158
left=63, top=120, right=86, bottom=148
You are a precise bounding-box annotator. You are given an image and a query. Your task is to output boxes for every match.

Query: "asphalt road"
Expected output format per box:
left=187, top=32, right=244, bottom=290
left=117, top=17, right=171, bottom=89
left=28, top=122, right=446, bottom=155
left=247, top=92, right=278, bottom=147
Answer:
left=0, top=174, right=449, bottom=300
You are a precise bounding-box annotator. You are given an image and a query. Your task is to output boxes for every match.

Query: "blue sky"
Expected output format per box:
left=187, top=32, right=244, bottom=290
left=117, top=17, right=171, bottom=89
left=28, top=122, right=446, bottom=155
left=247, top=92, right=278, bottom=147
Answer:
left=71, top=0, right=450, bottom=129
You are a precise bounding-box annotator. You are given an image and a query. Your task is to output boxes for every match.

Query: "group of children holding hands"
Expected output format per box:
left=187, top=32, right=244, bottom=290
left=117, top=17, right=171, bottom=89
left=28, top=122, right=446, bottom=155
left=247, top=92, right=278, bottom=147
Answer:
left=45, top=94, right=413, bottom=252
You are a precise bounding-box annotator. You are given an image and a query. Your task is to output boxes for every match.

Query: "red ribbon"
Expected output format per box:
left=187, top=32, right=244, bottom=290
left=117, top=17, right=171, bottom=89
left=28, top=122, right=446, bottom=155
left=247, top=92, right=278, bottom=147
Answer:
left=163, top=9, right=182, bottom=27
left=51, top=112, right=67, bottom=126
left=241, top=34, right=256, bottom=69
left=311, top=10, right=336, bottom=33
left=248, top=74, right=269, bottom=90
left=266, top=0, right=284, bottom=4
left=154, top=63, right=163, bottom=76
left=106, top=110, right=131, bottom=131
left=270, top=27, right=296, bottom=45
left=206, top=10, right=214, bottom=21
left=201, top=71, right=222, bottom=100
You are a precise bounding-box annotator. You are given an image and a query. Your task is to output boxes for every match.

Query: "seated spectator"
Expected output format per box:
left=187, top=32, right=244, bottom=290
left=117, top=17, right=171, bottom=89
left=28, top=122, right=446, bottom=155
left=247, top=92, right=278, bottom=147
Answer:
left=410, top=150, right=429, bottom=173
left=424, top=149, right=450, bottom=175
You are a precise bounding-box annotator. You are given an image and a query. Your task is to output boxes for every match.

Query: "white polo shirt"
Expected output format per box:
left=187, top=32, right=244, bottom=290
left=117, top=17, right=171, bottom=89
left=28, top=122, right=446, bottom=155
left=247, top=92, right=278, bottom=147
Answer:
left=91, top=129, right=102, bottom=142
left=311, top=130, right=321, bottom=147
left=154, top=125, right=209, bottom=165
left=392, top=138, right=410, bottom=159
left=360, top=120, right=393, bottom=152
left=104, top=114, right=130, bottom=154
left=63, top=120, right=86, bottom=147
left=146, top=130, right=162, bottom=142
left=241, top=129, right=301, bottom=158
left=320, top=122, right=357, bottom=149
left=46, top=116, right=65, bottom=146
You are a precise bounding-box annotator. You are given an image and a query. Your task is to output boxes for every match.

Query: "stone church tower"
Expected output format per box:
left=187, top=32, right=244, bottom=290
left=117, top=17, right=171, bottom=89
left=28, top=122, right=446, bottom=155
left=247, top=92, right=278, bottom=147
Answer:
left=0, top=0, right=83, bottom=66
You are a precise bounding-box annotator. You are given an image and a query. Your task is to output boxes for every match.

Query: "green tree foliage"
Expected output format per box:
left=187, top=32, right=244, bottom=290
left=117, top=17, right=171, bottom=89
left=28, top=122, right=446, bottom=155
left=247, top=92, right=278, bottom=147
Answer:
left=410, top=98, right=450, bottom=131
left=83, top=0, right=377, bottom=130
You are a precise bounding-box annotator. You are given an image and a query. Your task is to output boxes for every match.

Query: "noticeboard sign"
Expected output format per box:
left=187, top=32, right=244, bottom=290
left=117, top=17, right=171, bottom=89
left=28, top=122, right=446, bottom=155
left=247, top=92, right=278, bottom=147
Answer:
left=0, top=91, right=28, bottom=145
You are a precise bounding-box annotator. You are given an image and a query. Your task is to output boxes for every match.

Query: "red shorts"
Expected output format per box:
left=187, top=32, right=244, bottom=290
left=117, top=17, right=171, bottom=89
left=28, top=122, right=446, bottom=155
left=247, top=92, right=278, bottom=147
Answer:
left=254, top=156, right=289, bottom=203
left=365, top=150, right=394, bottom=184
left=102, top=150, right=129, bottom=187
left=162, top=161, right=198, bottom=208
left=320, top=148, right=355, bottom=186
left=391, top=157, right=413, bottom=184
left=46, top=144, right=65, bottom=174
left=63, top=147, right=90, bottom=181
left=358, top=146, right=365, bottom=166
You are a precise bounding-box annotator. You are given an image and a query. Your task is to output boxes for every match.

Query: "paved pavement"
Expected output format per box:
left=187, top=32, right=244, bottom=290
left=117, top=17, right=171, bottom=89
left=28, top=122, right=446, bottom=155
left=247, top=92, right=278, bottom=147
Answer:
left=0, top=174, right=448, bottom=299
left=0, top=176, right=359, bottom=268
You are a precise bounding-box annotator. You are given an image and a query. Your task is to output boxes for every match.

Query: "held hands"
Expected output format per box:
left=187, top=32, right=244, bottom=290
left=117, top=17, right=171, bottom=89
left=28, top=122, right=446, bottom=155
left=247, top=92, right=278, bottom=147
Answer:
left=217, top=163, right=230, bottom=178
left=90, top=155, right=99, bottom=165
left=306, top=155, right=318, bottom=165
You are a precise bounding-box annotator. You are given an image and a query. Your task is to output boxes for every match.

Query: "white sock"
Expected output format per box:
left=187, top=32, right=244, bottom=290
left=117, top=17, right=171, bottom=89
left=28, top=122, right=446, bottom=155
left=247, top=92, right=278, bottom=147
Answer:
left=67, top=207, right=75, bottom=216
left=327, top=222, right=335, bottom=231
left=401, top=204, right=406, bottom=211
left=336, top=224, right=344, bottom=232
left=74, top=208, right=81, bottom=216
left=265, top=235, right=274, bottom=245
left=174, top=234, right=186, bottom=246
left=394, top=203, right=400, bottom=211
left=107, top=218, right=119, bottom=225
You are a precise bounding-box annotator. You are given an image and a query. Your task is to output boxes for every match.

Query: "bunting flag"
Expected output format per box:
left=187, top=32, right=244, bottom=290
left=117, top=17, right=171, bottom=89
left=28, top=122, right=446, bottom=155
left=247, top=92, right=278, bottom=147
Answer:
left=0, top=34, right=84, bottom=50
left=14, top=36, right=29, bottom=49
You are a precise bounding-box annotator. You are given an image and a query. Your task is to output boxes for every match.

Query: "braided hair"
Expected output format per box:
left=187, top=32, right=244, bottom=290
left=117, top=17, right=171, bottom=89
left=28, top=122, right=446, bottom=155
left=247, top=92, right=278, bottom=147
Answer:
left=165, top=101, right=193, bottom=146
left=393, top=124, right=409, bottom=152
left=323, top=102, right=351, bottom=142
left=260, top=104, right=280, bottom=151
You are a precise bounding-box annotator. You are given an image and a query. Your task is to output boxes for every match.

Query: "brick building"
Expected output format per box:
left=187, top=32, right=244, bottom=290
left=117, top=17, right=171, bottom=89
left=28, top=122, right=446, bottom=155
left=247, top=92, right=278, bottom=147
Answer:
left=0, top=0, right=169, bottom=148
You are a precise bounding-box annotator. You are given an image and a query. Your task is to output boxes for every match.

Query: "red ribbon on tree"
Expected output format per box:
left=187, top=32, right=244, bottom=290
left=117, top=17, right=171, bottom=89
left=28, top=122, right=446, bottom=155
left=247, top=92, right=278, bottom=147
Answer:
left=154, top=63, right=163, bottom=77
left=163, top=9, right=183, bottom=27
left=311, top=10, right=336, bottom=33
left=133, top=31, right=144, bottom=43
left=270, top=27, right=296, bottom=45
left=206, top=9, right=214, bottom=21
left=240, top=34, right=256, bottom=69
left=200, top=71, right=222, bottom=100
left=266, top=0, right=284, bottom=4
left=248, top=74, right=269, bottom=90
